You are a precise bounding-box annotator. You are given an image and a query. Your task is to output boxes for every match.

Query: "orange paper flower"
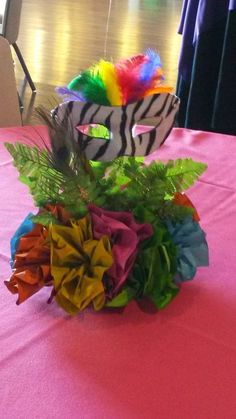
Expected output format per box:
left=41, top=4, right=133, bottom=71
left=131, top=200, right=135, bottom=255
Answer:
left=5, top=224, right=51, bottom=304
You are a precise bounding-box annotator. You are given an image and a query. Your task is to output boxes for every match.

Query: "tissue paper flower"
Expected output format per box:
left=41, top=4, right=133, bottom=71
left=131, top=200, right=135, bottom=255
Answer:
left=5, top=224, right=51, bottom=304
left=50, top=215, right=113, bottom=314
left=166, top=217, right=209, bottom=282
left=88, top=204, right=153, bottom=297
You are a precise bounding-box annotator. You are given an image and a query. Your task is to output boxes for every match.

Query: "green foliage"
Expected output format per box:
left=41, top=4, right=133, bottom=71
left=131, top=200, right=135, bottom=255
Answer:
left=106, top=261, right=147, bottom=308
left=5, top=135, right=207, bottom=224
left=58, top=175, right=106, bottom=217
left=5, top=142, right=50, bottom=176
left=5, top=142, right=63, bottom=205
left=141, top=227, right=179, bottom=309
left=165, top=158, right=207, bottom=194
left=30, top=212, right=60, bottom=226
left=156, top=200, right=194, bottom=221
left=106, top=287, right=137, bottom=308
left=93, top=157, right=207, bottom=221
left=5, top=141, right=104, bottom=217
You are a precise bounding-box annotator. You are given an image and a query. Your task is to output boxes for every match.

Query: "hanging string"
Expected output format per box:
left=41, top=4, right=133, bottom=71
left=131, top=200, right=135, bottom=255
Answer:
left=104, top=0, right=113, bottom=58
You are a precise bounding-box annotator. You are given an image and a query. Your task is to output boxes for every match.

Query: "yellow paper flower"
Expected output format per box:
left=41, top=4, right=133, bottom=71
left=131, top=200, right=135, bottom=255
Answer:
left=50, top=216, right=113, bottom=314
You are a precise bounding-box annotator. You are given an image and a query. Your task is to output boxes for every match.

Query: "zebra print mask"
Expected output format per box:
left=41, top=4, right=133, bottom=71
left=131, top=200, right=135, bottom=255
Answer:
left=53, top=93, right=180, bottom=161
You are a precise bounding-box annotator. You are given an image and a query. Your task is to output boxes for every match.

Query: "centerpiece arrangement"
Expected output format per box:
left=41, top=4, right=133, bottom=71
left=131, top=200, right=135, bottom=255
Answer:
left=4, top=50, right=208, bottom=315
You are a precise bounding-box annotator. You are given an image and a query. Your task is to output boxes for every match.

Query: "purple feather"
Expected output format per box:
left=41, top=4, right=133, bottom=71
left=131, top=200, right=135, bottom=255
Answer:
left=55, top=86, right=85, bottom=102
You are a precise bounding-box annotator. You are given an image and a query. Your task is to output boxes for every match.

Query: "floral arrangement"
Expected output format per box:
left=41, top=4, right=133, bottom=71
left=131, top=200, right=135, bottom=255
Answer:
left=4, top=51, right=209, bottom=315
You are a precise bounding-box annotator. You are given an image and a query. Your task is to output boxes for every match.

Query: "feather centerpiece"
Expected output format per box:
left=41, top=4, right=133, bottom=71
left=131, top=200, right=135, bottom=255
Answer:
left=3, top=51, right=209, bottom=315
left=4, top=113, right=209, bottom=314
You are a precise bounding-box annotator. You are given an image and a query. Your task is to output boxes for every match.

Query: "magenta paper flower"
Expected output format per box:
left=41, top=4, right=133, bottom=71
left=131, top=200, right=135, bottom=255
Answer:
left=88, top=204, right=153, bottom=297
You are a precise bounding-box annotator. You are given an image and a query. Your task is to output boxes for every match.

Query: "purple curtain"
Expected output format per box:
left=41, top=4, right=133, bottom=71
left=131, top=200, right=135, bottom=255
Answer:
left=177, top=0, right=236, bottom=135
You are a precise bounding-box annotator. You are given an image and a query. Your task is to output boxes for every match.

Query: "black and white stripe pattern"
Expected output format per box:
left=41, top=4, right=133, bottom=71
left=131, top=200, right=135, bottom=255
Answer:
left=53, top=93, right=180, bottom=161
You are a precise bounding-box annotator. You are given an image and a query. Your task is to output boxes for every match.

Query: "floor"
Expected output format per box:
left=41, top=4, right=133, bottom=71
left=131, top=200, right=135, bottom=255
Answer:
left=13, top=0, right=183, bottom=123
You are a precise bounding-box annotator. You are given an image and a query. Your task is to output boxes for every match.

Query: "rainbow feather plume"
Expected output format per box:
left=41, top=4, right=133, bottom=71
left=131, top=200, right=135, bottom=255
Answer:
left=56, top=49, right=172, bottom=106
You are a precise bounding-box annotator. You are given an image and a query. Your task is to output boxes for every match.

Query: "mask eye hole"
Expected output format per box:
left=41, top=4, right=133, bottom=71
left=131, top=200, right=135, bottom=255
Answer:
left=76, top=124, right=111, bottom=140
left=133, top=116, right=162, bottom=137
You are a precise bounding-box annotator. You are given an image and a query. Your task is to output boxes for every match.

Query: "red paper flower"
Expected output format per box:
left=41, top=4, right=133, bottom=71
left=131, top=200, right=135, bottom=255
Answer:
left=88, top=204, right=153, bottom=297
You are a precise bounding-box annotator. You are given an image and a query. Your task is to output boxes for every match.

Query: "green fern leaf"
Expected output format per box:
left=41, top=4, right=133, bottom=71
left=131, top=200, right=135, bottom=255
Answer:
left=165, top=158, right=207, bottom=194
left=5, top=142, right=64, bottom=206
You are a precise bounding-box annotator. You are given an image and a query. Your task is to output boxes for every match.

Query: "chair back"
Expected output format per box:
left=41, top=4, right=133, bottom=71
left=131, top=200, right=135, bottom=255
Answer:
left=0, top=1, right=8, bottom=34
left=0, top=36, right=21, bottom=127
left=1, top=0, right=22, bottom=44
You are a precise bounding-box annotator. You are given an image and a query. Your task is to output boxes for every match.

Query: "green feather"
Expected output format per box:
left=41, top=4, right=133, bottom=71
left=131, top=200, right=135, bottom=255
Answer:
left=68, top=70, right=110, bottom=105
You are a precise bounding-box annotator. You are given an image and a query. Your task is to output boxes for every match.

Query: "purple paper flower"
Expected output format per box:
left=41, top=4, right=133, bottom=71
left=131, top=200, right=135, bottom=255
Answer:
left=88, top=204, right=153, bottom=297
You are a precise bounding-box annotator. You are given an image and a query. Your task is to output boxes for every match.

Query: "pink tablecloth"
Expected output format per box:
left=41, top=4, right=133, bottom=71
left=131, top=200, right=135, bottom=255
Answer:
left=0, top=127, right=236, bottom=419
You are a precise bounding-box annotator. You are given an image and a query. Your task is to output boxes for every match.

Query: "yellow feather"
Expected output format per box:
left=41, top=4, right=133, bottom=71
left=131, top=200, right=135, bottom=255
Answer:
left=96, top=60, right=122, bottom=106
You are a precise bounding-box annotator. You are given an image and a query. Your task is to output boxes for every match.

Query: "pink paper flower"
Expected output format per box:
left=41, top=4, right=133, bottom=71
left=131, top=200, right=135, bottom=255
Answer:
left=88, top=204, right=153, bottom=297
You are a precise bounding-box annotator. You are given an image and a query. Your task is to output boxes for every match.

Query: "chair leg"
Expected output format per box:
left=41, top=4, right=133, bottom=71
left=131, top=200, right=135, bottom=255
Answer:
left=12, top=42, right=36, bottom=92
left=18, top=92, right=24, bottom=112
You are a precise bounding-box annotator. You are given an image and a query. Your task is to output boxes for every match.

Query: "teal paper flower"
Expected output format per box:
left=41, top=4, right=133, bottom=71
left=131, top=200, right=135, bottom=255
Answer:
left=166, top=217, right=209, bottom=282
